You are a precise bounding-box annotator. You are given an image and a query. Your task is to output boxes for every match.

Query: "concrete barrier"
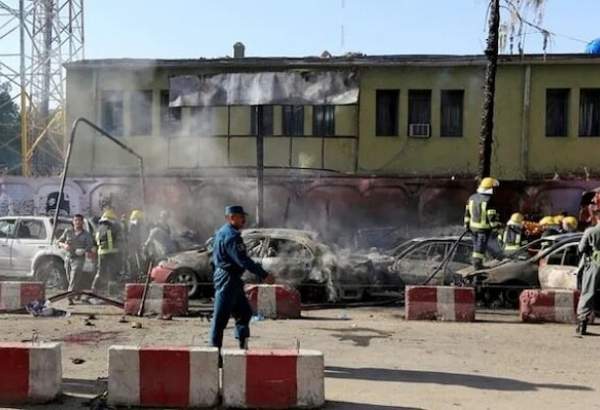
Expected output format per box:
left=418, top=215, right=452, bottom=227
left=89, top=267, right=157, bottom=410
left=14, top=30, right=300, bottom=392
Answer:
left=0, top=282, right=45, bottom=312
left=124, top=283, right=188, bottom=316
left=520, top=289, right=579, bottom=323
left=222, top=349, right=324, bottom=409
left=0, top=342, right=62, bottom=404
left=245, top=284, right=302, bottom=319
left=108, top=345, right=219, bottom=408
left=405, top=285, right=476, bottom=322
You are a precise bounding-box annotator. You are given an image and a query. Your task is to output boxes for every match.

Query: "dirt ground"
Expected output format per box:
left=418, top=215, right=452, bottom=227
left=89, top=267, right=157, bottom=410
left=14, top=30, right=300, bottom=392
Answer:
left=1, top=301, right=599, bottom=410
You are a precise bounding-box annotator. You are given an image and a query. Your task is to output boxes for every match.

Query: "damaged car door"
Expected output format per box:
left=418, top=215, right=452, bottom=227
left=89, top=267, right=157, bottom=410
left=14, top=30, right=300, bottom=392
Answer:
left=392, top=241, right=449, bottom=285
left=538, top=243, right=580, bottom=290
left=259, top=237, right=313, bottom=286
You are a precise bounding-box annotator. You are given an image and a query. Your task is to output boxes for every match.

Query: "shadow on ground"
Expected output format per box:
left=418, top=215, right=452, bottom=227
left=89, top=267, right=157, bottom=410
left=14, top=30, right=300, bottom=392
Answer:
left=326, top=401, right=423, bottom=410
left=326, top=366, right=593, bottom=392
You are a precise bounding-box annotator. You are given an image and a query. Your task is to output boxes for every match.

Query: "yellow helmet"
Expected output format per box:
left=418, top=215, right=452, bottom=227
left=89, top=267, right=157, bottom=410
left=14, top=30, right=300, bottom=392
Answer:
left=130, top=209, right=144, bottom=221
left=101, top=209, right=117, bottom=221
left=509, top=212, right=524, bottom=224
left=553, top=215, right=565, bottom=225
left=478, top=177, right=499, bottom=193
left=563, top=216, right=578, bottom=230
left=539, top=216, right=555, bottom=226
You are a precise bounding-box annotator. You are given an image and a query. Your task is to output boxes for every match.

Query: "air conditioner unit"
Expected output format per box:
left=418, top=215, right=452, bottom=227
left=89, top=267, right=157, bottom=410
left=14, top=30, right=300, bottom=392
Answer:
left=409, top=123, right=431, bottom=138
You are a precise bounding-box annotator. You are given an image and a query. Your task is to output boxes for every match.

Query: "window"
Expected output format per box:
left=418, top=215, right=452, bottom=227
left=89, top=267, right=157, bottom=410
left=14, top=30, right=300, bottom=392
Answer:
left=579, top=89, right=600, bottom=137
left=546, top=89, right=569, bottom=137
left=15, top=220, right=46, bottom=240
left=130, top=90, right=153, bottom=136
left=441, top=90, right=464, bottom=137
left=313, top=105, right=335, bottom=136
left=190, top=106, right=214, bottom=136
left=375, top=90, right=399, bottom=136
left=100, top=91, right=124, bottom=137
left=453, top=243, right=472, bottom=264
left=282, top=105, right=304, bottom=136
left=563, top=245, right=579, bottom=267
left=160, top=90, right=182, bottom=136
left=408, top=90, right=431, bottom=128
left=0, top=219, right=16, bottom=238
left=250, top=105, right=274, bottom=136
left=265, top=238, right=311, bottom=259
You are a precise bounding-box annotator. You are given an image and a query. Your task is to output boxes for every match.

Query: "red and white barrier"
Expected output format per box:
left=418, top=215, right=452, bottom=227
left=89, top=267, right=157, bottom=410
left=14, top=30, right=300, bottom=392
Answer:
left=124, top=283, right=188, bottom=316
left=520, top=289, right=580, bottom=323
left=0, top=282, right=45, bottom=312
left=245, top=284, right=302, bottom=319
left=405, top=286, right=476, bottom=322
left=108, top=345, right=219, bottom=408
left=222, top=349, right=324, bottom=409
left=0, top=342, right=62, bottom=404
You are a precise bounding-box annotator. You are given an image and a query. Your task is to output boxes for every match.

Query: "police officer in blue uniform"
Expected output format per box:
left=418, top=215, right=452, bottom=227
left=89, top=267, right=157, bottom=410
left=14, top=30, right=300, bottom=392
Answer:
left=210, top=205, right=274, bottom=350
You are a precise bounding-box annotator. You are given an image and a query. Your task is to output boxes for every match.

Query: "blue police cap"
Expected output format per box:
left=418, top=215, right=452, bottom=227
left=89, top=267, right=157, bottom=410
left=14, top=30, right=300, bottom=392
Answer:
left=225, top=205, right=248, bottom=215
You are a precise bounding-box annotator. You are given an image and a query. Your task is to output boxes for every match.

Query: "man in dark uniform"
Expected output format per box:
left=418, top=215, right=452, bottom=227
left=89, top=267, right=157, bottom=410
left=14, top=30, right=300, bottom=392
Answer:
left=57, top=214, right=95, bottom=304
left=210, top=205, right=274, bottom=350
left=464, top=177, right=502, bottom=269
left=576, top=209, right=600, bottom=336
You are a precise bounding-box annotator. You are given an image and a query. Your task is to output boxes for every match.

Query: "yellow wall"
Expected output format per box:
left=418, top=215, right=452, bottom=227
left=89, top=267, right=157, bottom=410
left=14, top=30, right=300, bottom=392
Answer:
left=65, top=60, right=600, bottom=180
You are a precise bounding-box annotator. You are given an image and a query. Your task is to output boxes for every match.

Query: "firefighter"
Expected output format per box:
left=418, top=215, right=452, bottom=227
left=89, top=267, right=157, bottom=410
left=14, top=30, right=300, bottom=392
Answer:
left=576, top=209, right=600, bottom=336
left=91, top=209, right=123, bottom=296
left=127, top=209, right=147, bottom=278
left=501, top=212, right=525, bottom=253
left=464, top=177, right=502, bottom=269
left=562, top=216, right=579, bottom=233
left=57, top=214, right=95, bottom=304
left=210, top=205, right=274, bottom=351
left=540, top=216, right=561, bottom=237
left=143, top=210, right=177, bottom=265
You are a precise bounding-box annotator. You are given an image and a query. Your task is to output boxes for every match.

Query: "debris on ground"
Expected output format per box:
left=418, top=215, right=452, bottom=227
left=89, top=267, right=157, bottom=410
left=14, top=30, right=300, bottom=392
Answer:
left=131, top=322, right=143, bottom=329
left=71, top=358, right=86, bottom=365
left=25, top=300, right=70, bottom=318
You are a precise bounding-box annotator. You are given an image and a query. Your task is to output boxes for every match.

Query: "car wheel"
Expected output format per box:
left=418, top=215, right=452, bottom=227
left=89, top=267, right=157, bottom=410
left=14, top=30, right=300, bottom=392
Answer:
left=35, top=259, right=68, bottom=290
left=500, top=281, right=529, bottom=308
left=169, top=269, right=199, bottom=298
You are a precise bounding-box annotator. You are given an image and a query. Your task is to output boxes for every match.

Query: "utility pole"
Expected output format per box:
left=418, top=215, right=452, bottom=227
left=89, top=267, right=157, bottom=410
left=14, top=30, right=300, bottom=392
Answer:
left=256, top=106, right=264, bottom=227
left=479, top=0, right=500, bottom=179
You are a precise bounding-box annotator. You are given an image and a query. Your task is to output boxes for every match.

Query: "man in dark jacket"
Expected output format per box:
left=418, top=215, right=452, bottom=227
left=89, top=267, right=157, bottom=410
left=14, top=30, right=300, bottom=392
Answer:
left=210, top=205, right=274, bottom=350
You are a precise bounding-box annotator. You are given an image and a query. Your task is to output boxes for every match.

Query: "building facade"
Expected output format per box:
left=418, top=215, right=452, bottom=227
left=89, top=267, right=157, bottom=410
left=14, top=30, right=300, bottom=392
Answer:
left=60, top=54, right=600, bottom=241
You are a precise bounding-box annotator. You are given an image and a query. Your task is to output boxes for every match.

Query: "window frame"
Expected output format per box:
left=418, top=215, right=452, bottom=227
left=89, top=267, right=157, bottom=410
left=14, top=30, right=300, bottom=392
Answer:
left=545, top=88, right=569, bottom=137
left=440, top=89, right=464, bottom=138
left=282, top=105, right=305, bottom=137
left=579, top=88, right=600, bottom=138
left=129, top=90, right=153, bottom=136
left=375, top=89, right=399, bottom=137
left=250, top=105, right=274, bottom=136
left=14, top=219, right=47, bottom=240
left=0, top=219, right=16, bottom=239
left=100, top=90, right=124, bottom=137
left=312, top=105, right=336, bottom=137
left=159, top=90, right=182, bottom=137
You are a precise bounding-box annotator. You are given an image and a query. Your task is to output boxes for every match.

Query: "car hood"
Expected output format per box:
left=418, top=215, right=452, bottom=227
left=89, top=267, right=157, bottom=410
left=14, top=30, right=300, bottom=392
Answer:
left=161, top=248, right=210, bottom=271
left=457, top=259, right=538, bottom=285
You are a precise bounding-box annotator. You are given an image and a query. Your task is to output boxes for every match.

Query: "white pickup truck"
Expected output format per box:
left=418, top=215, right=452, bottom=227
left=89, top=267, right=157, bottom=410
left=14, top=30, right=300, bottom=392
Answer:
left=0, top=216, right=96, bottom=289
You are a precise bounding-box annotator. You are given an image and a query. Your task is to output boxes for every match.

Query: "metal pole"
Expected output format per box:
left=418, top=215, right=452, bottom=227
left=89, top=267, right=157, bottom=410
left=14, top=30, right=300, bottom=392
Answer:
left=256, top=106, right=264, bottom=227
left=51, top=117, right=146, bottom=243
left=19, top=0, right=29, bottom=176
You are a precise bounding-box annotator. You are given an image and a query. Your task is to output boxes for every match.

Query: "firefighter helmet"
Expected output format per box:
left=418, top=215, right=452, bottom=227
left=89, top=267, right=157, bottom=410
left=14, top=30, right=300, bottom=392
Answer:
left=509, top=212, right=524, bottom=225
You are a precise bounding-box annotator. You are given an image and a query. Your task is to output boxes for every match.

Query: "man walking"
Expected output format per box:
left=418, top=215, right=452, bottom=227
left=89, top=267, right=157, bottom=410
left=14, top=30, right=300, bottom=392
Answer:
left=576, top=209, right=600, bottom=336
left=57, top=214, right=95, bottom=304
left=210, top=205, right=274, bottom=351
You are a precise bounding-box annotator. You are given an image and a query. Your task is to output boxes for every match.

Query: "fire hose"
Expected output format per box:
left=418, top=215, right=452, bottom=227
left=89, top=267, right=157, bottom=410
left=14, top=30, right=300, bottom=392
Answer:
left=421, top=230, right=469, bottom=286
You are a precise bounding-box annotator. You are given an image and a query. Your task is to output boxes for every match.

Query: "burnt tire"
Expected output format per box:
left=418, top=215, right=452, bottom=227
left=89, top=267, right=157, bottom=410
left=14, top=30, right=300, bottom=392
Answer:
left=168, top=269, right=199, bottom=298
left=500, top=281, right=530, bottom=309
left=35, top=258, right=68, bottom=290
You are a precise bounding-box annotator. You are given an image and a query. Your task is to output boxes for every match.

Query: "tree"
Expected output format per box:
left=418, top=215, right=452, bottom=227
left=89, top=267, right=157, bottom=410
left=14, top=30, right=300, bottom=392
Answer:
left=0, top=83, right=21, bottom=174
left=479, top=0, right=548, bottom=178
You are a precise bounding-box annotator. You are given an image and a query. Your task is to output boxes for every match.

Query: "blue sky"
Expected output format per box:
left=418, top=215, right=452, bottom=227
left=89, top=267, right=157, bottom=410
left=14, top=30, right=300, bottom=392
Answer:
left=85, top=0, right=598, bottom=59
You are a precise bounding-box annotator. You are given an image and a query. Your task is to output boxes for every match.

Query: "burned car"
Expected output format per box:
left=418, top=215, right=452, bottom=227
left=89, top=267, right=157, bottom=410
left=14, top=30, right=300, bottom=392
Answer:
left=457, top=233, right=583, bottom=307
left=150, top=228, right=372, bottom=302
left=385, top=236, right=474, bottom=286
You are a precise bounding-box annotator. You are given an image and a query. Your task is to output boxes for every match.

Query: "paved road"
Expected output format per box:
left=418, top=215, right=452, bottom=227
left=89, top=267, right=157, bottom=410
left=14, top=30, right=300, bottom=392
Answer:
left=0, top=303, right=598, bottom=410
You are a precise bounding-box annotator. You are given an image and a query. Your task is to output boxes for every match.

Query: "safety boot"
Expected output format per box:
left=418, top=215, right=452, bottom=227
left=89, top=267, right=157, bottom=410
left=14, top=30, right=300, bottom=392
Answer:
left=576, top=320, right=588, bottom=336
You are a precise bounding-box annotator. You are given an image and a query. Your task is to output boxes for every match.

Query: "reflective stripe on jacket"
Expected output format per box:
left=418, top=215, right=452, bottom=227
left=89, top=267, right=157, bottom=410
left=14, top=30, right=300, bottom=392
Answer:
left=464, top=193, right=499, bottom=232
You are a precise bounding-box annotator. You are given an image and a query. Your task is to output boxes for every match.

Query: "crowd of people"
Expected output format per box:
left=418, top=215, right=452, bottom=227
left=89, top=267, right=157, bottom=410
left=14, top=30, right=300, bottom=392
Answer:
left=56, top=207, right=178, bottom=302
